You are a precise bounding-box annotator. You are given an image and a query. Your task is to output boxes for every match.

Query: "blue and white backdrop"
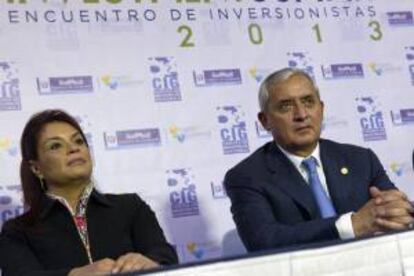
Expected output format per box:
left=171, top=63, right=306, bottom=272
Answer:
left=0, top=0, right=414, bottom=263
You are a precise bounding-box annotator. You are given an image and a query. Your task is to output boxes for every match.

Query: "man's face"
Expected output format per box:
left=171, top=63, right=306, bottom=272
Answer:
left=258, top=74, right=324, bottom=157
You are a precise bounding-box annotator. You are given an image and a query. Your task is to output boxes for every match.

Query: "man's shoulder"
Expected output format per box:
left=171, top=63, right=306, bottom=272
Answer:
left=321, top=138, right=371, bottom=156
left=320, top=139, right=378, bottom=167
left=226, top=141, right=273, bottom=176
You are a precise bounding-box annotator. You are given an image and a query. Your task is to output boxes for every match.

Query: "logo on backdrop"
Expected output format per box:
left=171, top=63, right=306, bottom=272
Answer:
left=169, top=125, right=185, bottom=143
left=103, top=128, right=161, bottom=150
left=389, top=161, right=412, bottom=177
left=193, top=69, right=242, bottom=87
left=148, top=57, right=181, bottom=102
left=0, top=137, right=19, bottom=157
left=167, top=168, right=199, bottom=218
left=386, top=11, right=414, bottom=27
left=390, top=108, right=414, bottom=126
left=356, top=96, right=387, bottom=141
left=405, top=46, right=414, bottom=86
left=186, top=242, right=205, bottom=260
left=321, top=63, right=364, bottom=80
left=99, top=74, right=144, bottom=91
left=0, top=62, right=21, bottom=111
left=0, top=184, right=24, bottom=227
left=249, top=67, right=271, bottom=84
left=367, top=62, right=402, bottom=77
left=217, top=106, right=249, bottom=155
left=167, top=124, right=211, bottom=144
left=182, top=241, right=221, bottom=262
left=210, top=181, right=227, bottom=199
left=287, top=52, right=314, bottom=78
left=37, top=76, right=94, bottom=95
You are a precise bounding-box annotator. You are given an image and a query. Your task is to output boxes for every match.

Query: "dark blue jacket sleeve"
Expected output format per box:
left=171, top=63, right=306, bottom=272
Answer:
left=224, top=169, right=339, bottom=252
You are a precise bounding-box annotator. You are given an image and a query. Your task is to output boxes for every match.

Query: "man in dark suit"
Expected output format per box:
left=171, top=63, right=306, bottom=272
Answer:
left=224, top=68, right=414, bottom=252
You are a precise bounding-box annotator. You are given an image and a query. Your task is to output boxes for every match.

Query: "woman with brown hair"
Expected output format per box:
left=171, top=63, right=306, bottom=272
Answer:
left=0, top=109, right=177, bottom=276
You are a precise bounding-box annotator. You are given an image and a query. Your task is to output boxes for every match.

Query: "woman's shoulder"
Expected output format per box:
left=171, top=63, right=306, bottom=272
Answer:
left=1, top=211, right=35, bottom=234
left=97, top=191, right=142, bottom=201
left=93, top=191, right=147, bottom=209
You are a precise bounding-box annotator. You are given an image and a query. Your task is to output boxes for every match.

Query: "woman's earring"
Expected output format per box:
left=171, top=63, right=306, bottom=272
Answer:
left=38, top=176, right=45, bottom=190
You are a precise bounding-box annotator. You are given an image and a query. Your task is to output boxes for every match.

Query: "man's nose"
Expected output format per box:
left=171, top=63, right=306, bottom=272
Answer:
left=293, top=102, right=308, bottom=120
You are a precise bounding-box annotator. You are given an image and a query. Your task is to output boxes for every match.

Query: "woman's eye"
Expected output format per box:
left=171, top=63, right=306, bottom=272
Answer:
left=75, top=137, right=85, bottom=145
left=49, top=143, right=62, bottom=150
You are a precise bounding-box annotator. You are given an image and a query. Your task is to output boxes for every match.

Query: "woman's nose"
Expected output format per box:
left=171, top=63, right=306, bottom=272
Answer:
left=67, top=142, right=81, bottom=154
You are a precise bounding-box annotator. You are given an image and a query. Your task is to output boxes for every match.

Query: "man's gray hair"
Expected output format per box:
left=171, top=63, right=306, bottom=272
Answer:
left=258, top=68, right=320, bottom=112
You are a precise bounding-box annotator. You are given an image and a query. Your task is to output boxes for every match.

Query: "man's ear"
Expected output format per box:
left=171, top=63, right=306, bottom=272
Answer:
left=258, top=112, right=270, bottom=131
left=320, top=100, right=325, bottom=116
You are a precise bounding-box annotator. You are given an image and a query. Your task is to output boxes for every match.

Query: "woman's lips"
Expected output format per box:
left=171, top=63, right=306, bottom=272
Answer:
left=67, top=158, right=86, bottom=166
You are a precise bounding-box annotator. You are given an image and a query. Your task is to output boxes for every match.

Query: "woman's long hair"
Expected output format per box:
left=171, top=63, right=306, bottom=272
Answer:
left=20, top=109, right=89, bottom=220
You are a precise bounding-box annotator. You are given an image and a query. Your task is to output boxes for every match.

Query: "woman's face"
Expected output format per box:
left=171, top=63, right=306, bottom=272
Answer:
left=31, top=121, right=92, bottom=188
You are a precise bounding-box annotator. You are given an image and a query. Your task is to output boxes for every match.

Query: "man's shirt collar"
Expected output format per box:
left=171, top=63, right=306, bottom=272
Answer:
left=276, top=143, right=322, bottom=172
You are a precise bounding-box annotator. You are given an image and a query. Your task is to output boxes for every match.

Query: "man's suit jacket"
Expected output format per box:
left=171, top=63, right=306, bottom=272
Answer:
left=224, top=139, right=396, bottom=252
left=0, top=190, right=178, bottom=276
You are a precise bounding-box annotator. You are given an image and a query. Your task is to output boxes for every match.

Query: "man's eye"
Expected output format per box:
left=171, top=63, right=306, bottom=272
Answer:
left=303, top=98, right=315, bottom=106
left=278, top=102, right=293, bottom=112
left=302, top=97, right=316, bottom=107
